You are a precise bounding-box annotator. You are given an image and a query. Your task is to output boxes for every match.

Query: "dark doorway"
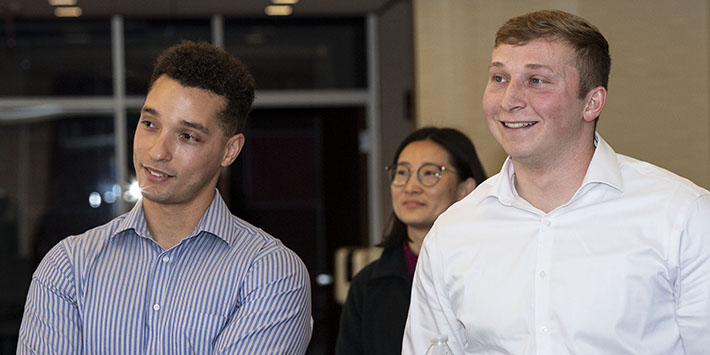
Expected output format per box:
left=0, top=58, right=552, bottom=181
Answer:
left=227, top=106, right=369, bottom=354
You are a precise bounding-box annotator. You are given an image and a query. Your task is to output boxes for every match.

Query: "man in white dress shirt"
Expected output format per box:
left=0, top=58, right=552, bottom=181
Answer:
left=403, top=9, right=710, bottom=355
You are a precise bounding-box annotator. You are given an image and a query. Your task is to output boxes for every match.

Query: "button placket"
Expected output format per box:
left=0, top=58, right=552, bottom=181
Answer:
left=148, top=250, right=174, bottom=322
left=534, top=216, right=554, bottom=353
left=145, top=245, right=174, bottom=355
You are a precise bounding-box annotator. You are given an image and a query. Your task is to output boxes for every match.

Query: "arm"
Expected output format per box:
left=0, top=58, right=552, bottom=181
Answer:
left=17, top=242, right=83, bottom=355
left=675, top=194, right=710, bottom=353
left=402, top=230, right=465, bottom=354
left=213, top=247, right=312, bottom=355
left=335, top=270, right=367, bottom=355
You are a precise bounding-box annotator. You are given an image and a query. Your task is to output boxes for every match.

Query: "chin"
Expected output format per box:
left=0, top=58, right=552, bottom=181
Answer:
left=401, top=218, right=434, bottom=228
left=140, top=190, right=174, bottom=204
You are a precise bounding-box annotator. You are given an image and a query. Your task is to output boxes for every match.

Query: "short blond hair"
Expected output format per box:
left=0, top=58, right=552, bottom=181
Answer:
left=495, top=9, right=610, bottom=99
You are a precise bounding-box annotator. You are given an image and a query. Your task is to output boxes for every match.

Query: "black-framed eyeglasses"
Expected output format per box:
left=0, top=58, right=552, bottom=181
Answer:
left=385, top=163, right=455, bottom=187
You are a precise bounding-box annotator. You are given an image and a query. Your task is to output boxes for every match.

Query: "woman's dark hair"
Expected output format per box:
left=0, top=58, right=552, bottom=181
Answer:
left=378, top=127, right=487, bottom=248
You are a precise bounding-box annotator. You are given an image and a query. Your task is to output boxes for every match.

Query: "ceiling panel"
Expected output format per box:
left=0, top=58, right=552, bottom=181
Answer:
left=0, top=0, right=395, bottom=17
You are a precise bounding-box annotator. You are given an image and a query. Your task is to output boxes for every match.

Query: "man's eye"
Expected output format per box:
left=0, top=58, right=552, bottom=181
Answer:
left=531, top=78, right=543, bottom=84
left=492, top=75, right=504, bottom=83
left=181, top=133, right=198, bottom=141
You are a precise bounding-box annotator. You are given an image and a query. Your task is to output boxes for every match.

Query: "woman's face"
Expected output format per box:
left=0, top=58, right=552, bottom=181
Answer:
left=390, top=140, right=466, bottom=232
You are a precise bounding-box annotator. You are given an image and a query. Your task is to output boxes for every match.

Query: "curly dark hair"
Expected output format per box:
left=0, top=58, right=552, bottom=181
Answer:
left=495, top=9, right=610, bottom=99
left=379, top=127, right=487, bottom=248
left=149, top=40, right=255, bottom=136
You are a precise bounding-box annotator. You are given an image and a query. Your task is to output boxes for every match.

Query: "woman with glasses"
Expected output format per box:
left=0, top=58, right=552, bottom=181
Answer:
left=335, top=127, right=487, bottom=355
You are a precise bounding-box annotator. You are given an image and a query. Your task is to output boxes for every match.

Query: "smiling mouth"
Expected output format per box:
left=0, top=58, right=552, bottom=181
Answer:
left=503, top=121, right=537, bottom=128
left=145, top=167, right=174, bottom=178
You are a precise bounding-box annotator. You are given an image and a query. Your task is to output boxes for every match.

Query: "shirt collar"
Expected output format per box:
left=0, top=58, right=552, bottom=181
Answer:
left=113, top=190, right=235, bottom=246
left=192, top=191, right=236, bottom=245
left=402, top=242, right=418, bottom=276
left=580, top=133, right=624, bottom=192
left=115, top=200, right=150, bottom=238
left=488, top=132, right=624, bottom=204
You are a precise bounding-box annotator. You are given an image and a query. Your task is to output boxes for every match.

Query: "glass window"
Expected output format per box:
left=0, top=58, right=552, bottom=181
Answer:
left=224, top=18, right=367, bottom=89
left=124, top=18, right=212, bottom=95
left=125, top=109, right=141, bottom=177
left=0, top=19, right=112, bottom=96
left=0, top=114, right=117, bottom=349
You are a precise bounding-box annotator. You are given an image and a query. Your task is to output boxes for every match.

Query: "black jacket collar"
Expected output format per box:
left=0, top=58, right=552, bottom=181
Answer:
left=370, top=243, right=412, bottom=281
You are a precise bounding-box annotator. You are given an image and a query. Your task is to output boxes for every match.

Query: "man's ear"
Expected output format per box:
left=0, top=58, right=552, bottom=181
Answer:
left=221, top=133, right=245, bottom=167
left=456, top=177, right=477, bottom=201
left=583, top=86, right=607, bottom=122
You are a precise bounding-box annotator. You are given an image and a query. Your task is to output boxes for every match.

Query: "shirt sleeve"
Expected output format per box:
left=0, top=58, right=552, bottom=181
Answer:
left=675, top=194, right=710, bottom=353
left=17, top=242, right=83, bottom=355
left=213, top=246, right=312, bottom=355
left=402, top=228, right=465, bottom=354
left=335, top=269, right=366, bottom=355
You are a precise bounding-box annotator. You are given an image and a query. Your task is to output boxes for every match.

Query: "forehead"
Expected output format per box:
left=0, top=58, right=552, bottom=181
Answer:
left=145, top=75, right=226, bottom=126
left=491, top=38, right=576, bottom=71
left=398, top=140, right=450, bottom=164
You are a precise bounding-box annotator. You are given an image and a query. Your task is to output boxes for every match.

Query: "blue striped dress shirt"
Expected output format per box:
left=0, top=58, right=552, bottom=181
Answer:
left=18, top=191, right=312, bottom=354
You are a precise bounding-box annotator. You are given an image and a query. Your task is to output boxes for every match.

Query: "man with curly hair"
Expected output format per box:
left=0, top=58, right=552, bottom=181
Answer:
left=18, top=41, right=312, bottom=354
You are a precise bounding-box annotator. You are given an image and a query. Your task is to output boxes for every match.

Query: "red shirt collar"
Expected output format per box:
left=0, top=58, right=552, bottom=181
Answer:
left=403, top=242, right=418, bottom=276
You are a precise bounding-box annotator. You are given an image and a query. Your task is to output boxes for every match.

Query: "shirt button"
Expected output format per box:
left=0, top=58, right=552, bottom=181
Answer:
left=162, top=256, right=170, bottom=263
left=543, top=219, right=551, bottom=227
left=539, top=326, right=549, bottom=334
left=153, top=304, right=161, bottom=311
left=539, top=271, right=547, bottom=278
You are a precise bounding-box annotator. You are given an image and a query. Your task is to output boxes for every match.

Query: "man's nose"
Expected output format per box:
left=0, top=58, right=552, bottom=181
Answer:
left=148, top=133, right=173, bottom=161
left=500, top=80, right=525, bottom=112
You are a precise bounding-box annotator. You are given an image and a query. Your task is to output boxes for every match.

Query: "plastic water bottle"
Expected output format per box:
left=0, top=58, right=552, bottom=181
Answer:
left=424, top=334, right=454, bottom=355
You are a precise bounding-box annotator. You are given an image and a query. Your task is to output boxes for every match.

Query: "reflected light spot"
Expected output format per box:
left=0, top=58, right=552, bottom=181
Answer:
left=89, top=192, right=101, bottom=208
left=103, top=191, right=116, bottom=204
left=123, top=179, right=142, bottom=202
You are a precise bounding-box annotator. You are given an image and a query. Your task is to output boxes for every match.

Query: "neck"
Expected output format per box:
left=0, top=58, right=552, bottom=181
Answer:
left=406, top=225, right=430, bottom=255
left=142, top=191, right=215, bottom=250
left=512, top=140, right=595, bottom=213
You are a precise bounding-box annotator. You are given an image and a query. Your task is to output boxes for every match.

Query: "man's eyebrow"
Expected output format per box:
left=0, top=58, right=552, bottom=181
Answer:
left=180, top=120, right=209, bottom=134
left=525, top=63, right=554, bottom=72
left=488, top=62, right=555, bottom=72
left=141, top=106, right=159, bottom=116
left=139, top=108, right=210, bottom=134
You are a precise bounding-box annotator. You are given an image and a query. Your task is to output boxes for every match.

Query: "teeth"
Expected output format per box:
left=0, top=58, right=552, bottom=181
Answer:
left=148, top=169, right=168, bottom=177
left=504, top=122, right=536, bottom=128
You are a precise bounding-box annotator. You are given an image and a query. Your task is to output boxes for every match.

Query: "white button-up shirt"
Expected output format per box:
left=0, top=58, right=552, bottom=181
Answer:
left=403, top=134, right=710, bottom=354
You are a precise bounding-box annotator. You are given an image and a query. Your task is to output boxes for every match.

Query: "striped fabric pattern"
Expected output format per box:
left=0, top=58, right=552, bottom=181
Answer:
left=17, top=191, right=312, bottom=354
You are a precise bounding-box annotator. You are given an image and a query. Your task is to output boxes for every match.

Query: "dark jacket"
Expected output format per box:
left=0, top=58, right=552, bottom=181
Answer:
left=335, top=244, right=413, bottom=355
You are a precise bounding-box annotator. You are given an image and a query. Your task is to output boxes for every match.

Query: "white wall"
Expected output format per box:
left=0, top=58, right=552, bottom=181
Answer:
left=413, top=0, right=710, bottom=188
